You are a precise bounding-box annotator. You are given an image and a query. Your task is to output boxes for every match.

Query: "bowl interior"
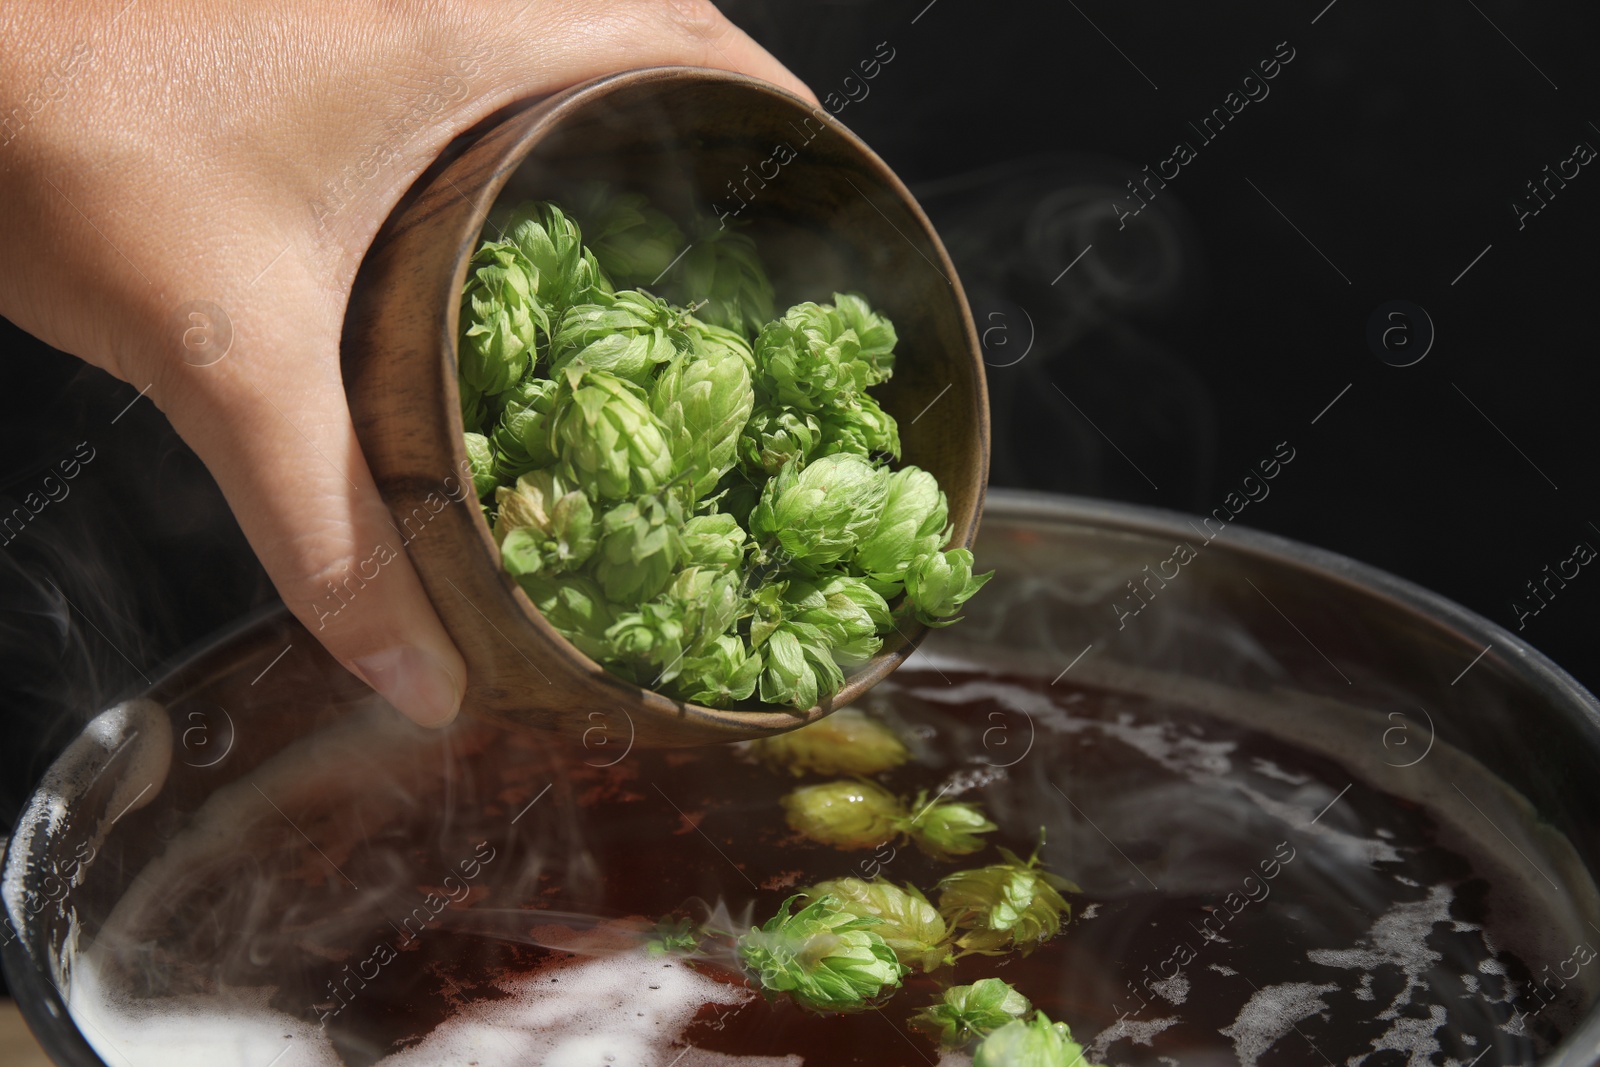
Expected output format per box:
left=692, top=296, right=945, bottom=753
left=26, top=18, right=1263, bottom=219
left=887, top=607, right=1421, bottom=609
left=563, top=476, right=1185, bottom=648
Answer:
left=489, top=71, right=987, bottom=521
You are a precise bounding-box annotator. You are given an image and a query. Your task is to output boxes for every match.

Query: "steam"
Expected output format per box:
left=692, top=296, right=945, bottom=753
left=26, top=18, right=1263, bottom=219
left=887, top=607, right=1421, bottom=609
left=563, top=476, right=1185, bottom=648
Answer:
left=0, top=364, right=266, bottom=831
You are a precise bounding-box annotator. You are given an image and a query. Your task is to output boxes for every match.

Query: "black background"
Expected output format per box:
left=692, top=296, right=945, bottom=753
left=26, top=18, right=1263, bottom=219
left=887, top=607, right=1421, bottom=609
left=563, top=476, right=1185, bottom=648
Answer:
left=2, top=0, right=1597, bottom=844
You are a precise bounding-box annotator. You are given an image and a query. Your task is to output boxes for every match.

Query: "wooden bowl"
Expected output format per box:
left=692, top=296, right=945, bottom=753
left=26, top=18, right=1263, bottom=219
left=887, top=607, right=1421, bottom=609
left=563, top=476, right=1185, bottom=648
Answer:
left=343, top=67, right=989, bottom=746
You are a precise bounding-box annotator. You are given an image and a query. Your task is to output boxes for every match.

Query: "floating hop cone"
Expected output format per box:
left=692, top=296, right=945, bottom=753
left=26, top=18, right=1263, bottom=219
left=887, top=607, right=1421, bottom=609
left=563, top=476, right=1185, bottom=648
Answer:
left=974, top=1013, right=1104, bottom=1067
left=910, top=978, right=1033, bottom=1048
left=551, top=370, right=675, bottom=503
left=549, top=290, right=687, bottom=387
left=746, top=707, right=908, bottom=778
left=898, top=790, right=997, bottom=861
left=781, top=780, right=904, bottom=850
left=800, top=878, right=951, bottom=973
left=568, top=182, right=686, bottom=286
left=749, top=453, right=890, bottom=571
left=737, top=894, right=907, bottom=1013
left=936, top=843, right=1078, bottom=957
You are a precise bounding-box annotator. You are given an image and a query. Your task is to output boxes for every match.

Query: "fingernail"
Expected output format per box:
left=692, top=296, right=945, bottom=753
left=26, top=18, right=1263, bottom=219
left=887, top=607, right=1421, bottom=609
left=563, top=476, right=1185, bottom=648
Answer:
left=351, top=646, right=463, bottom=728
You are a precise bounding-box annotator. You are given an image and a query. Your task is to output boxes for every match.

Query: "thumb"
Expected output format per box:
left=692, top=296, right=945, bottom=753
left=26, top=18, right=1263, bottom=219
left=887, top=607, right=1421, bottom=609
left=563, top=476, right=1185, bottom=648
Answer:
left=155, top=279, right=467, bottom=728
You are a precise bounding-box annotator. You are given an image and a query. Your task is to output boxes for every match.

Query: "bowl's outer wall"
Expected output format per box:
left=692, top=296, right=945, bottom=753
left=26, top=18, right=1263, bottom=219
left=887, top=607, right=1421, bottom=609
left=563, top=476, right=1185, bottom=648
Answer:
left=342, top=68, right=990, bottom=746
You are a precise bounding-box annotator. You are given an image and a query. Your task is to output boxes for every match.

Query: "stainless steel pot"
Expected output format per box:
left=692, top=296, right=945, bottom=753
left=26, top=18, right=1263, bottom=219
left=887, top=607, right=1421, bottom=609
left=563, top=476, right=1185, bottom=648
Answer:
left=7, top=490, right=1599, bottom=1064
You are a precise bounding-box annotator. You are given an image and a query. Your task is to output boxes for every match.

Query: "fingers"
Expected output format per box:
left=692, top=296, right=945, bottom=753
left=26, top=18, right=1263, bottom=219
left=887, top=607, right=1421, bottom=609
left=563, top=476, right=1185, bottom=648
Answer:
left=152, top=273, right=467, bottom=728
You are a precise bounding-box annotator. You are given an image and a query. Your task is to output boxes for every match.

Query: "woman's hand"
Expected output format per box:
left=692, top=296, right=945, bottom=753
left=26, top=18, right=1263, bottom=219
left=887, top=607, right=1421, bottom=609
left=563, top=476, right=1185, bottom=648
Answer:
left=0, top=1, right=810, bottom=727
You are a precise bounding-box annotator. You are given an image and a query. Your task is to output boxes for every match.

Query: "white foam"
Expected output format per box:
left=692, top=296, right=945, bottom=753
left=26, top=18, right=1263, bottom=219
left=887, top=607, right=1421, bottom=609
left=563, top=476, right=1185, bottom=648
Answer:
left=1305, top=883, right=1458, bottom=1021
left=1217, top=982, right=1338, bottom=1067
left=382, top=954, right=755, bottom=1067
left=69, top=942, right=777, bottom=1067
left=1354, top=1002, right=1451, bottom=1067
left=1087, top=1014, right=1181, bottom=1059
left=1149, top=972, right=1189, bottom=1005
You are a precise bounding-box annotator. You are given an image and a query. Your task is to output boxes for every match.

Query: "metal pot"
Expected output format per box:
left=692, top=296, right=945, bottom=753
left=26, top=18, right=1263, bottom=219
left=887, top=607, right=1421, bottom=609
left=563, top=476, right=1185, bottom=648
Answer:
left=6, top=490, right=1598, bottom=1064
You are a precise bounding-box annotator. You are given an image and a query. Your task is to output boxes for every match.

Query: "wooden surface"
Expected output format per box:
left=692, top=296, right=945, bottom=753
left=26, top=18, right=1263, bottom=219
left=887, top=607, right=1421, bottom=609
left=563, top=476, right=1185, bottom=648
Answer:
left=344, top=67, right=989, bottom=747
left=0, top=1000, right=52, bottom=1067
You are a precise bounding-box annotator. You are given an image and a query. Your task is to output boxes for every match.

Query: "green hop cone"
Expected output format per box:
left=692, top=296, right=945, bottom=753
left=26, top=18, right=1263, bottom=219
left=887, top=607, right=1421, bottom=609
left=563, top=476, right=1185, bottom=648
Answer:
left=463, top=432, right=497, bottom=499
left=739, top=404, right=823, bottom=477
left=570, top=182, right=686, bottom=284
left=771, top=573, right=890, bottom=668
left=974, top=1013, right=1102, bottom=1067
left=491, top=470, right=597, bottom=577
left=549, top=290, right=687, bottom=386
left=490, top=376, right=561, bottom=483
left=499, top=200, right=610, bottom=314
left=745, top=707, right=908, bottom=778
left=591, top=491, right=684, bottom=604
left=604, top=566, right=742, bottom=686
left=754, top=626, right=842, bottom=710
left=781, top=779, right=905, bottom=850
left=800, top=878, right=951, bottom=974
left=679, top=513, right=749, bottom=571
left=515, top=573, right=614, bottom=662
left=853, top=466, right=949, bottom=592
left=898, top=790, right=998, bottom=861
left=752, top=294, right=896, bottom=411
left=904, top=548, right=993, bottom=627
left=826, top=292, right=897, bottom=386
left=551, top=370, right=675, bottom=502
left=667, top=226, right=775, bottom=338
left=670, top=633, right=763, bottom=707
left=652, top=343, right=755, bottom=501
left=937, top=843, right=1079, bottom=957
left=458, top=239, right=546, bottom=397
left=737, top=894, right=907, bottom=1013
left=753, top=302, right=860, bottom=412
left=686, top=316, right=757, bottom=371
left=909, top=978, right=1033, bottom=1048
left=817, top=392, right=901, bottom=462
left=749, top=453, right=891, bottom=570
